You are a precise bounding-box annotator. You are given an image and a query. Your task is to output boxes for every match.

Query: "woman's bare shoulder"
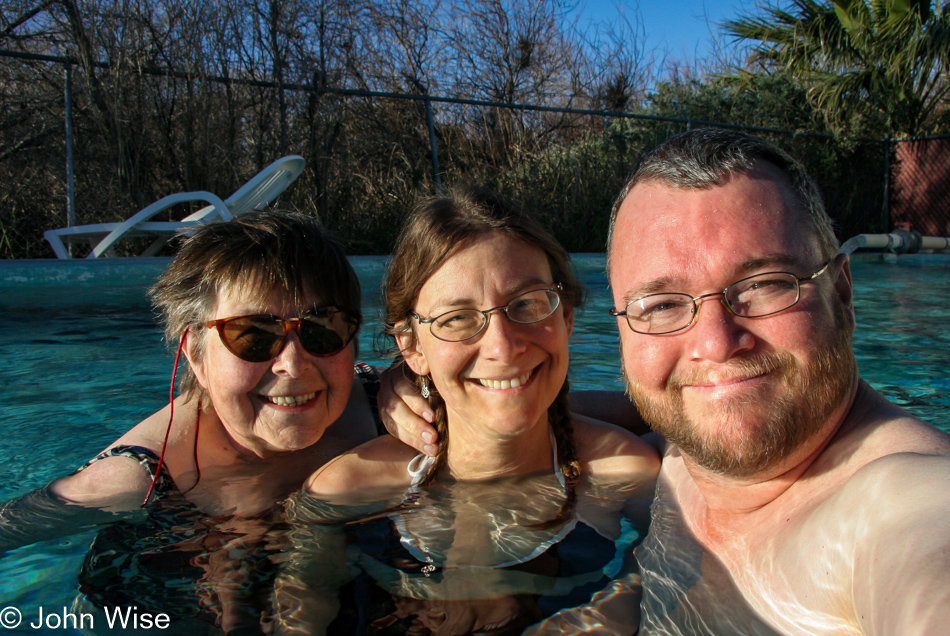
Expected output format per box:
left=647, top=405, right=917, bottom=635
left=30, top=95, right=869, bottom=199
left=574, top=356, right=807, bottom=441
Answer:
left=50, top=454, right=153, bottom=509
left=51, top=398, right=195, bottom=508
left=573, top=415, right=660, bottom=480
left=112, top=398, right=193, bottom=450
left=304, top=435, right=419, bottom=497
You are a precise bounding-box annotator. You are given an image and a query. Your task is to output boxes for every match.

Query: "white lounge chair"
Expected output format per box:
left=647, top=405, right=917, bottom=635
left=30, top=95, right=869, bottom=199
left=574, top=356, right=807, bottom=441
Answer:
left=45, top=155, right=305, bottom=258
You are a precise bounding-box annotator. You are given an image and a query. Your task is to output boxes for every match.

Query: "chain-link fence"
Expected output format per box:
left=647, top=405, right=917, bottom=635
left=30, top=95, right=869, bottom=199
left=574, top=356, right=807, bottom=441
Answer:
left=1, top=50, right=946, bottom=260
left=892, top=137, right=950, bottom=236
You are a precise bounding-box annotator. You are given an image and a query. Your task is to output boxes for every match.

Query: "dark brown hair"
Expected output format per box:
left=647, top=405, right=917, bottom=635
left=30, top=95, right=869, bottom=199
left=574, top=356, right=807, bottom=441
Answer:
left=150, top=210, right=361, bottom=397
left=384, top=185, right=583, bottom=492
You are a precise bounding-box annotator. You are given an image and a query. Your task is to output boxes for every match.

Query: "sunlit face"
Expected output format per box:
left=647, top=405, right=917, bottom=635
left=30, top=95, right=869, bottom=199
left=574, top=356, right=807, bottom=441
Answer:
left=608, top=162, right=857, bottom=477
left=399, top=233, right=573, bottom=440
left=186, top=285, right=355, bottom=458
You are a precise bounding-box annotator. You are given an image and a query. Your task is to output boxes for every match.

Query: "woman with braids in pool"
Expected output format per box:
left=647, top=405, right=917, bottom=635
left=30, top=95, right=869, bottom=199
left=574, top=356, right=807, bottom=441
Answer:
left=278, top=186, right=659, bottom=634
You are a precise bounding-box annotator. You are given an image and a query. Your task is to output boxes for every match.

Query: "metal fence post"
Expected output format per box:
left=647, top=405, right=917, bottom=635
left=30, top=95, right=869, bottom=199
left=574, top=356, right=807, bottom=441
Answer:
left=64, top=62, right=76, bottom=255
left=424, top=93, right=441, bottom=191
left=410, top=78, right=441, bottom=191
left=882, top=137, right=891, bottom=233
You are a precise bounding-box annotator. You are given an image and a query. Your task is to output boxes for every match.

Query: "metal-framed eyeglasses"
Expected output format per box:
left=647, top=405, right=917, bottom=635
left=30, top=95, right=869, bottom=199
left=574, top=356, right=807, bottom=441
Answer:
left=609, top=260, right=834, bottom=335
left=411, top=284, right=563, bottom=342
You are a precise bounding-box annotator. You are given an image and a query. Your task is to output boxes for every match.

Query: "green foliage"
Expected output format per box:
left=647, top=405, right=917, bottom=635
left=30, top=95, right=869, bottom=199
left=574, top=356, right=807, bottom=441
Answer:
left=723, top=0, right=950, bottom=136
left=648, top=72, right=829, bottom=132
left=642, top=74, right=890, bottom=239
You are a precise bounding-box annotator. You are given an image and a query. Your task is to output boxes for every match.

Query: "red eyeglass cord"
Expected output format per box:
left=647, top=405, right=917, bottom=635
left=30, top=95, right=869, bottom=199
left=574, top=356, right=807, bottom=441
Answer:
left=142, top=332, right=201, bottom=506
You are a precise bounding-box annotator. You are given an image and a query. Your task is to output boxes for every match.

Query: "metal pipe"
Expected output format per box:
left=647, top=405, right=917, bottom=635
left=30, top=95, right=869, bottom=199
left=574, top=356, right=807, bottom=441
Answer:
left=921, top=236, right=950, bottom=251
left=838, top=233, right=950, bottom=255
left=0, top=49, right=845, bottom=139
left=410, top=77, right=441, bottom=191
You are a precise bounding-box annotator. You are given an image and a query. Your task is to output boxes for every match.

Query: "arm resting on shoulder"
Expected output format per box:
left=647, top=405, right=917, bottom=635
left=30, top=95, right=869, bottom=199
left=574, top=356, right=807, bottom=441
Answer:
left=377, top=359, right=437, bottom=456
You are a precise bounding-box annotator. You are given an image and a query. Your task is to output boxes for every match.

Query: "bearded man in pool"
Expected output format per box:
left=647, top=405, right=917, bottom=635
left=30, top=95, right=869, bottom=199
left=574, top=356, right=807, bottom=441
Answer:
left=386, top=129, right=950, bottom=634
left=601, top=128, right=950, bottom=634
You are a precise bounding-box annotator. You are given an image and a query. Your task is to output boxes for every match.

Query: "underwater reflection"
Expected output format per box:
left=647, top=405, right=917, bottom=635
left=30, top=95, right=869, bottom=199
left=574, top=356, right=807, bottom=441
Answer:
left=0, top=471, right=299, bottom=635
left=275, top=471, right=653, bottom=635
left=74, top=490, right=289, bottom=634
left=369, top=595, right=540, bottom=635
left=636, top=473, right=779, bottom=635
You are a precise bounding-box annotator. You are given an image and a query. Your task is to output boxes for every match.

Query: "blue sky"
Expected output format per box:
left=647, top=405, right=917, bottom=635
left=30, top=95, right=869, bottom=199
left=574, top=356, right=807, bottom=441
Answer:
left=572, top=0, right=751, bottom=66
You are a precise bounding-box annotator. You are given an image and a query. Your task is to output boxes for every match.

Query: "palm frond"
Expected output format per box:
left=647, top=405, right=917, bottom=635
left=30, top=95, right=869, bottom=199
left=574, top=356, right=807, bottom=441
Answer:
left=721, top=0, right=950, bottom=134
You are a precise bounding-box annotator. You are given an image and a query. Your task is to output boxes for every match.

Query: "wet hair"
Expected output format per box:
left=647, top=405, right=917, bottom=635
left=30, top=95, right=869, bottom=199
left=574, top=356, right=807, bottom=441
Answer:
left=150, top=210, right=361, bottom=397
left=607, top=128, right=839, bottom=269
left=384, top=185, right=584, bottom=493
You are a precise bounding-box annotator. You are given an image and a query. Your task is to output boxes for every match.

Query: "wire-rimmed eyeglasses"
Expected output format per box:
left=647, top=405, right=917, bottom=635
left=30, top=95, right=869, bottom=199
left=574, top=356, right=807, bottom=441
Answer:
left=609, top=260, right=834, bottom=335
left=411, top=285, right=563, bottom=342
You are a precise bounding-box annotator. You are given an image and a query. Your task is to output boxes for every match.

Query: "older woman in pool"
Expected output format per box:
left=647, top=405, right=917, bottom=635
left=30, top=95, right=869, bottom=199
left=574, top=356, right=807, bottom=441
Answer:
left=0, top=210, right=388, bottom=632
left=283, top=187, right=659, bottom=632
left=50, top=210, right=380, bottom=515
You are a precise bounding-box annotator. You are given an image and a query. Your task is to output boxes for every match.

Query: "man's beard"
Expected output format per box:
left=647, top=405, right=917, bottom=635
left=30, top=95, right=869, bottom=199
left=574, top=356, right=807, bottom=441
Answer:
left=625, top=306, right=857, bottom=479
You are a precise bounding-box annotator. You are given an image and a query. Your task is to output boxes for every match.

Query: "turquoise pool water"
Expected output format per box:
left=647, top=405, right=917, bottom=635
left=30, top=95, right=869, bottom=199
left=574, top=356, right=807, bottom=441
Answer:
left=1, top=255, right=948, bottom=499
left=0, top=254, right=947, bottom=633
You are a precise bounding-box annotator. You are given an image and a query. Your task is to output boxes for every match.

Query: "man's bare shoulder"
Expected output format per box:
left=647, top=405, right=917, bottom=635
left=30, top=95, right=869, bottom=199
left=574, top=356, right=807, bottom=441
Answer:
left=839, top=450, right=950, bottom=508
left=304, top=435, right=417, bottom=497
left=810, top=384, right=950, bottom=516
left=836, top=382, right=950, bottom=461
left=837, top=451, right=950, bottom=634
left=817, top=391, right=950, bottom=585
left=755, top=409, right=950, bottom=634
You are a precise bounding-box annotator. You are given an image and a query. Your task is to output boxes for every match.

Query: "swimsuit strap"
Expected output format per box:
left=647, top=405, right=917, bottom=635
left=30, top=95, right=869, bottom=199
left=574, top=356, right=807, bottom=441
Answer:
left=354, top=362, right=385, bottom=435
left=78, top=445, right=177, bottom=501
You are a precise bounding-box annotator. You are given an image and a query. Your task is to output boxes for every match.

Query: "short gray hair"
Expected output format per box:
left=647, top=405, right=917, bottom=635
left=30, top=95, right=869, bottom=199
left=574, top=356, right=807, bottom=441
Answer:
left=607, top=129, right=838, bottom=271
left=150, top=210, right=361, bottom=397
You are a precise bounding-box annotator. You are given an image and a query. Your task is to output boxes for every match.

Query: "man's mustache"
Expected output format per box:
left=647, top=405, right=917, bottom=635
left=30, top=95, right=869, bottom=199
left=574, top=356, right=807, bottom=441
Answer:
left=665, top=352, right=795, bottom=392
